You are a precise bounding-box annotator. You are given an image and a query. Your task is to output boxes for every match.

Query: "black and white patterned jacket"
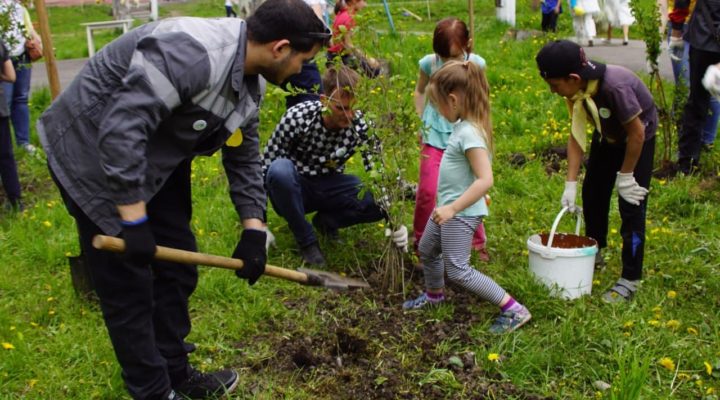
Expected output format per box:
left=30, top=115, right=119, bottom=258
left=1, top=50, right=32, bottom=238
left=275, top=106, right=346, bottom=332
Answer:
left=262, top=100, right=377, bottom=176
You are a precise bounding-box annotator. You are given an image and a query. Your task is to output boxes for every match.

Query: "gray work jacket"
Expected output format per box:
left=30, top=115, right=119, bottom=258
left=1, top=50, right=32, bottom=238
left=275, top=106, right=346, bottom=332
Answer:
left=38, top=17, right=266, bottom=235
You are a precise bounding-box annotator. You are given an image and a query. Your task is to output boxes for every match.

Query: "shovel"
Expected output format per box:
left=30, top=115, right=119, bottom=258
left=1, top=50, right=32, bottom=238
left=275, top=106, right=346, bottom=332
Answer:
left=92, top=235, right=369, bottom=290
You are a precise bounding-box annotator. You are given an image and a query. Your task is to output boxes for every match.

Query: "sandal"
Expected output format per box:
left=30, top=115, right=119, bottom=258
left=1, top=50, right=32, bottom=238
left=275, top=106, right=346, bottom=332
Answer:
left=602, top=278, right=639, bottom=303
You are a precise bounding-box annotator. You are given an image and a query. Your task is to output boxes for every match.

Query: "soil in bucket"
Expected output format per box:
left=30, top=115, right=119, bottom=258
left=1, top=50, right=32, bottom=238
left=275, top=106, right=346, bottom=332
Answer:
left=539, top=233, right=596, bottom=249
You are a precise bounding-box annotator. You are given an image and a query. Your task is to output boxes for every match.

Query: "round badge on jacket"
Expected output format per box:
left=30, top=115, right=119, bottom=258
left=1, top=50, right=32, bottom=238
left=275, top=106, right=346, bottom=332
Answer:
left=193, top=120, right=207, bottom=131
left=599, top=108, right=611, bottom=119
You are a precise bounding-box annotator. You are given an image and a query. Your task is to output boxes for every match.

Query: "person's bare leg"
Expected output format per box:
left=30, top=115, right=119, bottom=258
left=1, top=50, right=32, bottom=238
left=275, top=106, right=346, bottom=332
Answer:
left=622, top=25, right=629, bottom=44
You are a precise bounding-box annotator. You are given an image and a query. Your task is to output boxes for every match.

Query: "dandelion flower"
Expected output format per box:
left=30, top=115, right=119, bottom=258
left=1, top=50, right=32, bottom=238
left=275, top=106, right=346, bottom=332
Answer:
left=687, top=327, right=698, bottom=335
left=488, top=353, right=500, bottom=362
left=648, top=320, right=661, bottom=327
left=665, top=320, right=681, bottom=329
left=667, top=290, right=677, bottom=299
left=623, top=321, right=635, bottom=329
left=705, top=361, right=713, bottom=376
left=707, top=387, right=715, bottom=395
left=28, top=379, right=38, bottom=387
left=43, top=221, right=52, bottom=228
left=2, top=342, right=15, bottom=350
left=658, top=357, right=675, bottom=371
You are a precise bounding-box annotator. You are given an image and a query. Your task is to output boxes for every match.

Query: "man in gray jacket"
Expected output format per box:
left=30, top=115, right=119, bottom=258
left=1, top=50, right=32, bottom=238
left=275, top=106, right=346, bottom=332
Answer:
left=37, top=0, right=329, bottom=399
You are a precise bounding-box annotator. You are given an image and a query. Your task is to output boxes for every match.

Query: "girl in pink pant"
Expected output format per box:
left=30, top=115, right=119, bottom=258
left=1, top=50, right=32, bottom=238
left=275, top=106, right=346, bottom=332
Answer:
left=413, top=17, right=489, bottom=260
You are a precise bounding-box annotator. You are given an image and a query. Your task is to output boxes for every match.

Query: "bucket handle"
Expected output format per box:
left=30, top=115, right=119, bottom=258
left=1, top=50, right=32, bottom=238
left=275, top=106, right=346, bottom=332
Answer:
left=546, top=206, right=583, bottom=249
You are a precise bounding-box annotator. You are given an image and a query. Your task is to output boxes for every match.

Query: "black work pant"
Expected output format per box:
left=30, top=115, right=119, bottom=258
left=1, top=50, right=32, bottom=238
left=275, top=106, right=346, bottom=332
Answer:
left=53, top=160, right=198, bottom=400
left=583, top=135, right=655, bottom=281
left=678, top=46, right=720, bottom=170
left=541, top=11, right=559, bottom=32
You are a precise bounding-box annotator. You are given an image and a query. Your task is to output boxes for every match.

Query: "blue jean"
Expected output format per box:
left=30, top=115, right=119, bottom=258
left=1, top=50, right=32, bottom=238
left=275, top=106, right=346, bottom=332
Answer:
left=265, top=158, right=384, bottom=248
left=669, top=25, right=720, bottom=145
left=3, top=53, right=32, bottom=146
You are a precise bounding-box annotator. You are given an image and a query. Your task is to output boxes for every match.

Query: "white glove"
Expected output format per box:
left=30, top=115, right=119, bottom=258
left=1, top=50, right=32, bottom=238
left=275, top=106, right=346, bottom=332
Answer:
left=561, top=181, right=578, bottom=212
left=668, top=36, right=684, bottom=62
left=615, top=172, right=649, bottom=205
left=262, top=226, right=276, bottom=251
left=385, top=225, right=408, bottom=252
left=702, top=64, right=720, bottom=100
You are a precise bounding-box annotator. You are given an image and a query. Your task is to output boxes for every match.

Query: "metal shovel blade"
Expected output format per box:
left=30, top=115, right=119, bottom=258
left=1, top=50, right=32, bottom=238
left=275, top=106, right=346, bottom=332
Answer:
left=298, top=267, right=370, bottom=290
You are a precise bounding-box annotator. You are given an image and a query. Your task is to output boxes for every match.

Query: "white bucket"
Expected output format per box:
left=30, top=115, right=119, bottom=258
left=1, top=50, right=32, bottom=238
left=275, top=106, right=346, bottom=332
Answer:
left=527, top=207, right=598, bottom=300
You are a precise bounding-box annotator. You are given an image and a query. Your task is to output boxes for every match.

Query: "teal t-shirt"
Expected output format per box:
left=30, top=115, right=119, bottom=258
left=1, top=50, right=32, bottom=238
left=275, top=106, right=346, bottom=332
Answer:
left=418, top=53, right=487, bottom=149
left=437, top=120, right=490, bottom=217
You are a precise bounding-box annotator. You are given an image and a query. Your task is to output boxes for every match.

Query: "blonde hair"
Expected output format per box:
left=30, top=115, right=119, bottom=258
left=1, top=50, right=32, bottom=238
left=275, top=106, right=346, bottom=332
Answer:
left=426, top=60, right=493, bottom=153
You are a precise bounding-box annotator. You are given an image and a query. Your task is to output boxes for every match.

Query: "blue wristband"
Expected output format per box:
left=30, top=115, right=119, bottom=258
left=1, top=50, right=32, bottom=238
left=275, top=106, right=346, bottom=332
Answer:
left=121, top=215, right=149, bottom=227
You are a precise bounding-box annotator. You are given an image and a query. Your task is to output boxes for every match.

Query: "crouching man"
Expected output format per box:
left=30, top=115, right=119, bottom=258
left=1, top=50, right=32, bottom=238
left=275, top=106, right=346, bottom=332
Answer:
left=263, top=66, right=407, bottom=266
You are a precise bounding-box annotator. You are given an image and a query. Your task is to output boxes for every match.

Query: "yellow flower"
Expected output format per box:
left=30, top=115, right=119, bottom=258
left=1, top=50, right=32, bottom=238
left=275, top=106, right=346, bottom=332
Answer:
left=705, top=361, right=713, bottom=376
left=487, top=353, right=500, bottom=362
left=2, top=342, right=15, bottom=350
left=592, top=279, right=600, bottom=286
left=658, top=357, right=676, bottom=371
left=687, top=327, right=698, bottom=335
left=707, top=387, right=715, bottom=395
left=678, top=373, right=691, bottom=380
left=43, top=221, right=52, bottom=228
left=667, top=290, right=677, bottom=299
left=648, top=320, right=661, bottom=327
left=623, top=321, right=635, bottom=329
left=28, top=379, right=38, bottom=387
left=665, top=320, right=681, bottom=329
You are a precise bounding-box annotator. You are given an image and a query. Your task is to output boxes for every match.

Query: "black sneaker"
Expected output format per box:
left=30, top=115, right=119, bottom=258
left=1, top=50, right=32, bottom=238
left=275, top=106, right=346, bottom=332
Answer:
left=174, top=368, right=238, bottom=399
left=301, top=242, right=326, bottom=266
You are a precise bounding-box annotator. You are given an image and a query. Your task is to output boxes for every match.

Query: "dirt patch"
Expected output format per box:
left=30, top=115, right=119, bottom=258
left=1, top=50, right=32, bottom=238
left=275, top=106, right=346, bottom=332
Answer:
left=539, top=233, right=597, bottom=249
left=237, top=271, right=552, bottom=399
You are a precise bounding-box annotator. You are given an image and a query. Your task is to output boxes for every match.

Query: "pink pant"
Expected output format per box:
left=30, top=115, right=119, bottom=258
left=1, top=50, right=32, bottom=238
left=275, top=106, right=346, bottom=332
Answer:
left=413, top=144, right=487, bottom=250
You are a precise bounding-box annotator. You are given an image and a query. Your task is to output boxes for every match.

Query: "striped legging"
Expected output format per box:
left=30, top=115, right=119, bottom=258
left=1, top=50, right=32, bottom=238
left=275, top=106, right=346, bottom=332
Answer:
left=418, top=216, right=506, bottom=305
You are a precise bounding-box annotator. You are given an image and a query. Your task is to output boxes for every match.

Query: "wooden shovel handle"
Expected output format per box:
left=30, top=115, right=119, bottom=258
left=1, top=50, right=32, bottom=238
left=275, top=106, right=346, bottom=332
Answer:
left=92, top=235, right=310, bottom=284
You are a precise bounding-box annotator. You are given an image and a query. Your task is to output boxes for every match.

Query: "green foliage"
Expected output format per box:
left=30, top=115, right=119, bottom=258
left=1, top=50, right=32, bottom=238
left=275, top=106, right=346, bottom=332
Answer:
left=629, top=1, right=677, bottom=162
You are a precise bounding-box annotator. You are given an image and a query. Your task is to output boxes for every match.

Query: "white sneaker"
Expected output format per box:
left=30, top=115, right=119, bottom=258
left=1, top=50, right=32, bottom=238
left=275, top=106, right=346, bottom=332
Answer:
left=21, top=143, right=37, bottom=154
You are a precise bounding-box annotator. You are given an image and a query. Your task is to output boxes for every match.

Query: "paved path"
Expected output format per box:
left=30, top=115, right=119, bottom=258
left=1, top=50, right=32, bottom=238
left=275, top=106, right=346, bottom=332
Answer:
left=30, top=39, right=672, bottom=93
left=583, top=39, right=673, bottom=80
left=31, top=58, right=88, bottom=92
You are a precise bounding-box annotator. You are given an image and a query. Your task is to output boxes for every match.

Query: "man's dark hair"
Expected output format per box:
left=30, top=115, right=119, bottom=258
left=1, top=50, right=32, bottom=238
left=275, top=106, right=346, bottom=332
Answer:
left=247, top=0, right=331, bottom=52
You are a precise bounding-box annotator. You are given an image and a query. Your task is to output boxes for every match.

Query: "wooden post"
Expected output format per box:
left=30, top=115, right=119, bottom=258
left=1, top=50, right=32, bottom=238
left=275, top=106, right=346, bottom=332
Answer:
left=33, top=0, right=60, bottom=99
left=468, top=0, right=474, bottom=45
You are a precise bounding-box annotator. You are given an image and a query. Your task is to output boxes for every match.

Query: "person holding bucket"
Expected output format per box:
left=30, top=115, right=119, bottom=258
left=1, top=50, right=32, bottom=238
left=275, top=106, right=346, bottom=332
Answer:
left=536, top=40, right=657, bottom=303
left=403, top=60, right=531, bottom=334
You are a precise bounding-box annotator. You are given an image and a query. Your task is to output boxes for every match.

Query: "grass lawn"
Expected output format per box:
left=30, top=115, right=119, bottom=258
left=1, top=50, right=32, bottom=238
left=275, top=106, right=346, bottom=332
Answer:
left=2, top=0, right=720, bottom=398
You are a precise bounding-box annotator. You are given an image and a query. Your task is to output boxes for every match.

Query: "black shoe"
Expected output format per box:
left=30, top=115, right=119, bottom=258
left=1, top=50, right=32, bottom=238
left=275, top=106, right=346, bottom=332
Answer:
left=174, top=368, right=238, bottom=399
left=4, top=199, right=23, bottom=212
left=312, top=213, right=341, bottom=242
left=301, top=242, right=326, bottom=266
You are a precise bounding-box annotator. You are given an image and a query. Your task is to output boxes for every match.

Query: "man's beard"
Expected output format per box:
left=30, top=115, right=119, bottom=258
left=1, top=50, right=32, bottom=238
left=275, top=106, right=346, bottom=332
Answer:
left=257, top=55, right=292, bottom=85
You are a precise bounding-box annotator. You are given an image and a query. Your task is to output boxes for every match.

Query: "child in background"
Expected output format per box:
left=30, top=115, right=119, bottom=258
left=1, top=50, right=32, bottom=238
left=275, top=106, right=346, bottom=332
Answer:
left=327, top=0, right=381, bottom=77
left=541, top=0, right=562, bottom=32
left=403, top=61, right=531, bottom=334
left=569, top=0, right=599, bottom=46
left=413, top=17, right=489, bottom=261
left=0, top=41, right=22, bottom=211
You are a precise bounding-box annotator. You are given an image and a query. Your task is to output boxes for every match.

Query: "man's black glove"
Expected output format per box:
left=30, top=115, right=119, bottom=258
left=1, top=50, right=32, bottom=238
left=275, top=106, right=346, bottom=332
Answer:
left=232, top=229, right=267, bottom=285
left=121, top=216, right=156, bottom=266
